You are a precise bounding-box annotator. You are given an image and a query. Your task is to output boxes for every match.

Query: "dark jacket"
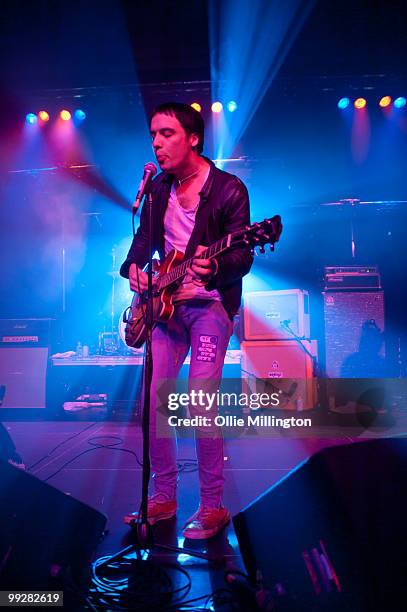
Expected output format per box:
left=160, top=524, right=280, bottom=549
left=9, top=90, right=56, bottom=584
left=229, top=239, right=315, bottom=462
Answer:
left=120, top=158, right=253, bottom=318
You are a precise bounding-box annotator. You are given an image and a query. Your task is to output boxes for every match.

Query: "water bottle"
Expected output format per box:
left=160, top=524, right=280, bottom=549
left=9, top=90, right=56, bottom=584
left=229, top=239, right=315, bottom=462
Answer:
left=76, top=341, right=83, bottom=357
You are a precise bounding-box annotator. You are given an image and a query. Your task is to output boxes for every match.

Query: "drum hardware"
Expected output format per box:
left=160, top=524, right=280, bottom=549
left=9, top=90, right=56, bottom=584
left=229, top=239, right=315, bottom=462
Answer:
left=320, top=198, right=407, bottom=259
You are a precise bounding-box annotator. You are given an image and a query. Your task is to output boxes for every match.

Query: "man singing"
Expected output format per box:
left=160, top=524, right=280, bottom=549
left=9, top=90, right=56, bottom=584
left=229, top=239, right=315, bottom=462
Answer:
left=120, top=102, right=253, bottom=539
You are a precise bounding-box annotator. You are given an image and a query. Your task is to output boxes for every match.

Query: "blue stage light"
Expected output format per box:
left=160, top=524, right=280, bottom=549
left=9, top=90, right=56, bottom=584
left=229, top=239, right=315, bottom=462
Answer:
left=26, top=113, right=38, bottom=125
left=227, top=100, right=238, bottom=112
left=394, top=97, right=406, bottom=108
left=74, top=109, right=86, bottom=122
left=337, top=97, right=350, bottom=110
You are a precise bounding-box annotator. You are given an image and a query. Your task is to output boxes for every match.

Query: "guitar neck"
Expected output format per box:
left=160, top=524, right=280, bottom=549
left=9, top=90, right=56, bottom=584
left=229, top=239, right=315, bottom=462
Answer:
left=157, top=235, right=232, bottom=290
left=155, top=215, right=282, bottom=291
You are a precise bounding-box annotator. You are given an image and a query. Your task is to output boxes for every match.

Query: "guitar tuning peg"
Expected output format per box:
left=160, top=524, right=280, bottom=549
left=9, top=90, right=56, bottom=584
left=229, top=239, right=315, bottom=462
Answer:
left=259, top=245, right=265, bottom=254
left=250, top=248, right=255, bottom=255
left=269, top=244, right=275, bottom=252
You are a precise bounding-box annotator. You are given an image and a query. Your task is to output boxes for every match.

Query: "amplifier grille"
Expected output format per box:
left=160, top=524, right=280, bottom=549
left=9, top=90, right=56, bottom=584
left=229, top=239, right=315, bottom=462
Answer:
left=323, top=291, right=385, bottom=377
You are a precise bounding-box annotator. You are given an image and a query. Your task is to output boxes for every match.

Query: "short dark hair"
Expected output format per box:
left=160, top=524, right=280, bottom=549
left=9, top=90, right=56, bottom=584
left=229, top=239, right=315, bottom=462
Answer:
left=150, top=102, right=205, bottom=154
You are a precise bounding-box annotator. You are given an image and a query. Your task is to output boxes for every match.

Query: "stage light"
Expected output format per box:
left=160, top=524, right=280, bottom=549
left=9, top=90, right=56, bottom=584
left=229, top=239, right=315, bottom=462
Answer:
left=191, top=102, right=201, bottom=112
left=74, top=109, right=86, bottom=122
left=354, top=98, right=367, bottom=110
left=60, top=109, right=72, bottom=121
left=227, top=100, right=238, bottom=112
left=211, top=101, right=223, bottom=113
left=25, top=113, right=37, bottom=125
left=38, top=110, right=50, bottom=122
left=379, top=96, right=392, bottom=108
left=394, top=96, right=406, bottom=108
left=337, top=97, right=350, bottom=109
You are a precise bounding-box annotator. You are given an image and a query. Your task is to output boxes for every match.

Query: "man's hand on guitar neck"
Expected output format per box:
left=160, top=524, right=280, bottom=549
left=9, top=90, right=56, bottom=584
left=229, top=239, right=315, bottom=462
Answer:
left=188, top=245, right=218, bottom=286
left=129, top=263, right=156, bottom=293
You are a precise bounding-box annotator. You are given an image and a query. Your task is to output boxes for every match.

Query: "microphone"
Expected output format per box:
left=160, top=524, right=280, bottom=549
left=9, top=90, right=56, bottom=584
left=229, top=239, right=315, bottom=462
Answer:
left=132, top=162, right=157, bottom=212
left=280, top=319, right=291, bottom=328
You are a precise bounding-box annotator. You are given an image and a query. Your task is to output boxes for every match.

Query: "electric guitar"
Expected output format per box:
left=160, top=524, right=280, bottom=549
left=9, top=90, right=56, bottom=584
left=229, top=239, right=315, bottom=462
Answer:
left=123, top=215, right=282, bottom=348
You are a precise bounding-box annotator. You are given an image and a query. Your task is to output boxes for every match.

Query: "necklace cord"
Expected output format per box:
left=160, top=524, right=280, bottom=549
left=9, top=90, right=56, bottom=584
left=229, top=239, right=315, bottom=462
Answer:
left=176, top=169, right=200, bottom=186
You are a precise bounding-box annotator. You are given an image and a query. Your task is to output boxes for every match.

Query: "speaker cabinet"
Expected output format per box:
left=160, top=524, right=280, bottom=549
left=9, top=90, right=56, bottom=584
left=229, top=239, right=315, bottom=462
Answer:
left=323, top=291, right=385, bottom=377
left=0, top=347, right=48, bottom=409
left=0, top=318, right=54, bottom=347
left=0, top=460, right=106, bottom=590
left=233, top=439, right=407, bottom=610
left=241, top=340, right=317, bottom=410
left=243, top=290, right=310, bottom=340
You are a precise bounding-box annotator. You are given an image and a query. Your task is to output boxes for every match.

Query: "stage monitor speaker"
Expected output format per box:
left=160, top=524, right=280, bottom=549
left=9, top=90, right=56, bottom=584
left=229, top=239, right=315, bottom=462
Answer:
left=243, top=290, right=310, bottom=340
left=0, top=460, right=107, bottom=591
left=241, top=340, right=317, bottom=410
left=323, top=291, right=385, bottom=377
left=0, top=347, right=48, bottom=409
left=233, top=439, right=407, bottom=611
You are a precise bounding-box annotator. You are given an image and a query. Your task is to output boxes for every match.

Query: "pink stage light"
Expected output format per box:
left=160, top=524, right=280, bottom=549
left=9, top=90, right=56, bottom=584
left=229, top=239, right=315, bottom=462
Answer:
left=60, top=110, right=72, bottom=121
left=354, top=98, right=367, bottom=110
left=38, top=110, right=50, bottom=122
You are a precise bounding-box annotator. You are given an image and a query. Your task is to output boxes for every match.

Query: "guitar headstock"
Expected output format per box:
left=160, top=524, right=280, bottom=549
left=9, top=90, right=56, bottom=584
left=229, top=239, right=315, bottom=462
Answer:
left=231, top=215, right=283, bottom=253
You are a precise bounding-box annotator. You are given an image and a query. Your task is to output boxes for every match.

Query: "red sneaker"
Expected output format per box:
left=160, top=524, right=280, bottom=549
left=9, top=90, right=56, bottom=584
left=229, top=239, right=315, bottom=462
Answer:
left=124, top=495, right=177, bottom=526
left=182, top=505, right=230, bottom=540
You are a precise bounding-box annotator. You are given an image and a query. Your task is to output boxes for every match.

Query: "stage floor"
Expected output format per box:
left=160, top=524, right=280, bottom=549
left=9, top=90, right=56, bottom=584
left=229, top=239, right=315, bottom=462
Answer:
left=2, top=420, right=386, bottom=608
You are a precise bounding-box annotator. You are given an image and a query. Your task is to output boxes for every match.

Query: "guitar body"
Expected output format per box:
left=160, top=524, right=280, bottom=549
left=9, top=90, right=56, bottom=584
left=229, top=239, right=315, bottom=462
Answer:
left=124, top=249, right=184, bottom=348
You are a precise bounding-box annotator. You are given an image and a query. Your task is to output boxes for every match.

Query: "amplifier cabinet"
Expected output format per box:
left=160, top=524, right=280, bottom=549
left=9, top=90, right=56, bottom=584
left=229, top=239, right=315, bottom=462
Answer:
left=0, top=318, right=54, bottom=347
left=0, top=347, right=48, bottom=409
left=243, top=290, right=310, bottom=340
left=323, top=291, right=385, bottom=378
left=241, top=340, right=317, bottom=411
left=324, top=266, right=381, bottom=290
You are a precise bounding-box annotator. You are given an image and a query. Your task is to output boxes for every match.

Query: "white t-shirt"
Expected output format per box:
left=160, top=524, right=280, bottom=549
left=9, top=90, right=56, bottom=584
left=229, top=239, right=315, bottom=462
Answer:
left=163, top=184, right=221, bottom=303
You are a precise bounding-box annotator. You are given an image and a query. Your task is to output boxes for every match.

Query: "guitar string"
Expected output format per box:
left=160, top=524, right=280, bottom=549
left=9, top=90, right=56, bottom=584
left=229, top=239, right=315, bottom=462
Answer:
left=156, top=218, right=278, bottom=291
left=157, top=236, right=228, bottom=291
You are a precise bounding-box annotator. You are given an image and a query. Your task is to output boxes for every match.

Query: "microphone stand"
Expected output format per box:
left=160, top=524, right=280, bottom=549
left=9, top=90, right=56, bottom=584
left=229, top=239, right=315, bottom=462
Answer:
left=280, top=321, right=320, bottom=377
left=279, top=321, right=325, bottom=410
left=138, top=189, right=154, bottom=546
left=99, top=187, right=213, bottom=574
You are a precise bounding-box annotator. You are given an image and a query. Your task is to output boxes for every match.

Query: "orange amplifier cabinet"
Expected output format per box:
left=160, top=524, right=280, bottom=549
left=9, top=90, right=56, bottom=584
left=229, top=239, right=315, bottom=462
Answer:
left=243, top=290, right=310, bottom=340
left=241, top=340, right=317, bottom=411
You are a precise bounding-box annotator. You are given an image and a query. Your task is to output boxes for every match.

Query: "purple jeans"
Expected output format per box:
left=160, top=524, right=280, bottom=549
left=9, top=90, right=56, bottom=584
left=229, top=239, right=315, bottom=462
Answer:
left=147, top=299, right=233, bottom=508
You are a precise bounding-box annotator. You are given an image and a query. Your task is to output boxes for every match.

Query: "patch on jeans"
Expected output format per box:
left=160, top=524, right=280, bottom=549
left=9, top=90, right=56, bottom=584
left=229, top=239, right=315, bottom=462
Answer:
left=196, top=335, right=218, bottom=363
